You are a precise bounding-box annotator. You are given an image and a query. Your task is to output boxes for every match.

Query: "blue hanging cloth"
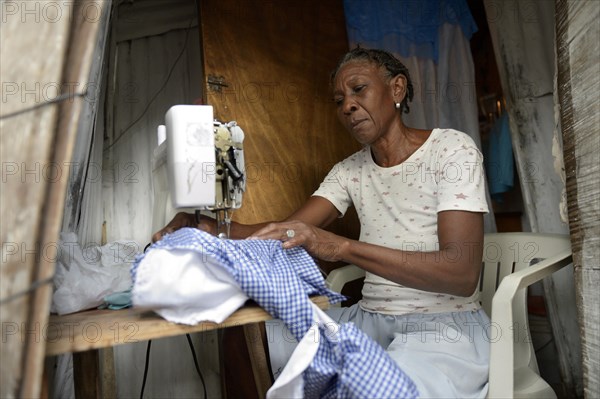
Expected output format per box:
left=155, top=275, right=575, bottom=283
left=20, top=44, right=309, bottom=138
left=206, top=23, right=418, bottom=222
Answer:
left=484, top=112, right=514, bottom=202
left=343, top=0, right=478, bottom=62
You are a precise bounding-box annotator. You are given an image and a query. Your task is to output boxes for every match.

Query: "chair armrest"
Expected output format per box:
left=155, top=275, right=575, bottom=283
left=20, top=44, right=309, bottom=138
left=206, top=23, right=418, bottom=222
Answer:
left=495, top=250, right=573, bottom=295
left=488, top=249, right=573, bottom=398
left=326, top=264, right=365, bottom=294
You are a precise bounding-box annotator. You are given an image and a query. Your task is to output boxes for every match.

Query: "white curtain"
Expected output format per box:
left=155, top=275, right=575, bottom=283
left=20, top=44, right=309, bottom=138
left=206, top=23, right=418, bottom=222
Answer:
left=395, top=23, right=481, bottom=149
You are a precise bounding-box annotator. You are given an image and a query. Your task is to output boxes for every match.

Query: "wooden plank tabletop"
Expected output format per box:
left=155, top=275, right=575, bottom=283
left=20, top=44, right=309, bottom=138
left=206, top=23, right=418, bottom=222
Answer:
left=45, top=296, right=329, bottom=356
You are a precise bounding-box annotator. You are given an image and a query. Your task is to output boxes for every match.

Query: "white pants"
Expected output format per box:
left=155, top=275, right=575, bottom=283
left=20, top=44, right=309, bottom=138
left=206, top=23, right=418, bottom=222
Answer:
left=266, top=305, right=490, bottom=398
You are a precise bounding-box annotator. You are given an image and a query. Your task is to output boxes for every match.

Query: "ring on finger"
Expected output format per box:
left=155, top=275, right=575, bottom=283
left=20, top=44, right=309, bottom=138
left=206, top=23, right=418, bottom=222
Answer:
left=286, top=229, right=295, bottom=239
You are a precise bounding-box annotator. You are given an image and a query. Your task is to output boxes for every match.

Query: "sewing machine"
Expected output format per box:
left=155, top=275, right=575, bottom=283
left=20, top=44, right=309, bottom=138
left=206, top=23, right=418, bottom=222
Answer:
left=152, top=105, right=246, bottom=238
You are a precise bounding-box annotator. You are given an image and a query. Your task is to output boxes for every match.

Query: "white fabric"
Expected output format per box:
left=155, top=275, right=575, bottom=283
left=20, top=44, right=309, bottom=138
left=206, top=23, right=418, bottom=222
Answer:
left=312, top=128, right=488, bottom=315
left=51, top=233, right=134, bottom=315
left=132, top=248, right=248, bottom=324
left=400, top=24, right=482, bottom=147
left=267, top=303, right=332, bottom=399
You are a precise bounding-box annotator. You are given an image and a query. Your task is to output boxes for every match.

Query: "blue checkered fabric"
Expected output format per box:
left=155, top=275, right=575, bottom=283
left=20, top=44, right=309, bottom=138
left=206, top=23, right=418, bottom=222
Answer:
left=306, top=322, right=419, bottom=398
left=132, top=228, right=418, bottom=398
left=133, top=227, right=343, bottom=339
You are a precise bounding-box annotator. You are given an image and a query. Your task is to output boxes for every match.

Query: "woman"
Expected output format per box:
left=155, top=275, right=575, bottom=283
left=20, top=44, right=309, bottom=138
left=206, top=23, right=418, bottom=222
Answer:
left=154, top=47, right=490, bottom=398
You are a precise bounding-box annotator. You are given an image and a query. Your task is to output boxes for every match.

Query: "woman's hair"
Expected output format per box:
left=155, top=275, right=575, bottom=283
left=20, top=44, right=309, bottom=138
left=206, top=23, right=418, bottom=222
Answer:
left=331, top=47, right=414, bottom=114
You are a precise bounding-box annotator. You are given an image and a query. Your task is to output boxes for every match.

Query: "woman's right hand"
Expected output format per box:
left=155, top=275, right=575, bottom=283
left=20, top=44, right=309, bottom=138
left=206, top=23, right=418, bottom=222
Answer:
left=151, top=212, right=217, bottom=242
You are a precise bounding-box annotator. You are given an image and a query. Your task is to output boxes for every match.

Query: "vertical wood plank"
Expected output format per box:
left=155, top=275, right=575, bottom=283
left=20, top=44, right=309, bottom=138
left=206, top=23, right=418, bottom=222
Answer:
left=21, top=3, right=111, bottom=397
left=73, top=350, right=101, bottom=399
left=0, top=1, right=110, bottom=397
left=0, top=3, right=71, bottom=397
left=243, top=323, right=272, bottom=397
left=556, top=0, right=600, bottom=397
left=99, top=348, right=117, bottom=398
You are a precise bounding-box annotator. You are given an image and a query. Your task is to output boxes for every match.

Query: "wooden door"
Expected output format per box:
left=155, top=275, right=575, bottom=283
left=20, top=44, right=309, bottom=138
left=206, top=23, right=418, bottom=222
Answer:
left=198, top=0, right=360, bottom=241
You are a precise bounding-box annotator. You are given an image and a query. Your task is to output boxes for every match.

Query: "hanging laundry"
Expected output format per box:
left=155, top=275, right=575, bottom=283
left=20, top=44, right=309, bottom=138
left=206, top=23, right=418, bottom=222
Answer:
left=343, top=0, right=478, bottom=62
left=484, top=112, right=514, bottom=202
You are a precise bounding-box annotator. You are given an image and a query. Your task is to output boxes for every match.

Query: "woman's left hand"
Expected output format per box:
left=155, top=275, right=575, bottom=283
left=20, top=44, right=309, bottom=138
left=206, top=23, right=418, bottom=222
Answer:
left=248, top=220, right=346, bottom=262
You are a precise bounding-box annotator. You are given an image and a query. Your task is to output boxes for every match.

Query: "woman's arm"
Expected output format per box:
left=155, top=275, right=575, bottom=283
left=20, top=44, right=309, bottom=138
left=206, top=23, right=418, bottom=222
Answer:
left=339, top=210, right=483, bottom=297
left=250, top=210, right=484, bottom=297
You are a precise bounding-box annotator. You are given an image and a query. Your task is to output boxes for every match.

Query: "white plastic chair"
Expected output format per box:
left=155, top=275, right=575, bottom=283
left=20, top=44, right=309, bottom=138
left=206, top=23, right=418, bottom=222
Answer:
left=325, top=233, right=573, bottom=399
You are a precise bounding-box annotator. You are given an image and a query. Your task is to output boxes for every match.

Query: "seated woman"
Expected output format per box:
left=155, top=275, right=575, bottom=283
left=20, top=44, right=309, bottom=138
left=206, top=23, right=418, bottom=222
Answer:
left=153, top=47, right=490, bottom=398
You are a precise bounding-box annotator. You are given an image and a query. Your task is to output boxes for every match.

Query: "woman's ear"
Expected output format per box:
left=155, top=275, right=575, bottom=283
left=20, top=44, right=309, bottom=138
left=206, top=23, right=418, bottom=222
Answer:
left=391, top=74, right=407, bottom=103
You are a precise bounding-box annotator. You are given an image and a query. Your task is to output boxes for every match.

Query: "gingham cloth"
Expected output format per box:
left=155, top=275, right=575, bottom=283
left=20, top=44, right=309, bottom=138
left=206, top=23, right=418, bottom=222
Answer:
left=131, top=228, right=418, bottom=398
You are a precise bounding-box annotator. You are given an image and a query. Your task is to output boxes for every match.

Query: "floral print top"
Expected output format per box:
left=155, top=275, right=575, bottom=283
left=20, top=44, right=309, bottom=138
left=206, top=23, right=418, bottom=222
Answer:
left=313, top=128, right=489, bottom=315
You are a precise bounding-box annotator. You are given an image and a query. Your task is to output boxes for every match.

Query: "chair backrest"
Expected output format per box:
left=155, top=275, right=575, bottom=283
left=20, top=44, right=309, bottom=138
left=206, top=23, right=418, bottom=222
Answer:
left=479, top=232, right=571, bottom=373
left=479, top=233, right=571, bottom=315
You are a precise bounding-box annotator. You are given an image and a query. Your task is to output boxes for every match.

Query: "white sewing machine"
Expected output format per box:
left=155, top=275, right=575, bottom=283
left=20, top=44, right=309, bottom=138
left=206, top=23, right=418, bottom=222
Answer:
left=152, top=105, right=246, bottom=238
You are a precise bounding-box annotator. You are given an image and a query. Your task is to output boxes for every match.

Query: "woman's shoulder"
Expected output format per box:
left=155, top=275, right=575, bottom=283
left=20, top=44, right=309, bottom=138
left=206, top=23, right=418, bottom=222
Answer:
left=430, top=128, right=480, bottom=149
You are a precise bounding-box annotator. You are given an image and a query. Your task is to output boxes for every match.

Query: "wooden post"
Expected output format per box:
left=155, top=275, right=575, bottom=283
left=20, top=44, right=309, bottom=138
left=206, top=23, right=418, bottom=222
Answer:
left=0, top=1, right=111, bottom=397
left=555, top=0, right=600, bottom=397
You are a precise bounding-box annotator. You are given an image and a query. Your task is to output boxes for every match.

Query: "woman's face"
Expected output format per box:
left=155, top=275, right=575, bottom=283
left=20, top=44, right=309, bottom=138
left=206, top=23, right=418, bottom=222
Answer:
left=332, top=61, right=401, bottom=145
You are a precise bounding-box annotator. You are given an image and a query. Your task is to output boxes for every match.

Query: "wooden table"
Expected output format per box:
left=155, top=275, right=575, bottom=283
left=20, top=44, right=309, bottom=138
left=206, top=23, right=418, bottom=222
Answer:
left=45, top=296, right=329, bottom=397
